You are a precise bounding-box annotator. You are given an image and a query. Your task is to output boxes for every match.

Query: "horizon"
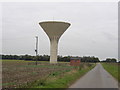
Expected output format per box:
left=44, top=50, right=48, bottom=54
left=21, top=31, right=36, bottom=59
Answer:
left=1, top=54, right=118, bottom=61
left=1, top=2, right=118, bottom=61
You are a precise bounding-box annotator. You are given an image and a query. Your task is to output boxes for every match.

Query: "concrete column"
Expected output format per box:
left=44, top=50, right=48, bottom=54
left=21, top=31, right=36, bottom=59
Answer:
left=39, top=21, right=70, bottom=63
left=50, top=36, right=59, bottom=63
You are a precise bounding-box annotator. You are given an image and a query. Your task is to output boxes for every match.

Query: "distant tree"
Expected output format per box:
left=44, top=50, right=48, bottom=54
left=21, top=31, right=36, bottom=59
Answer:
left=118, top=61, right=120, bottom=63
left=106, top=58, right=117, bottom=63
left=81, top=56, right=100, bottom=63
left=1, top=54, right=101, bottom=63
left=57, top=55, right=71, bottom=62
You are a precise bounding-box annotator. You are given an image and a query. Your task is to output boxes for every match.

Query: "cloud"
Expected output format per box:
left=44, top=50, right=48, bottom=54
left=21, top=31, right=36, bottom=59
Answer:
left=2, top=2, right=118, bottom=60
left=102, top=32, right=118, bottom=41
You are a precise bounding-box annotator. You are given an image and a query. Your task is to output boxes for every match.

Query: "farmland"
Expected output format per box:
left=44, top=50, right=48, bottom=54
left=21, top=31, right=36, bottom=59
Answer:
left=2, top=60, right=95, bottom=88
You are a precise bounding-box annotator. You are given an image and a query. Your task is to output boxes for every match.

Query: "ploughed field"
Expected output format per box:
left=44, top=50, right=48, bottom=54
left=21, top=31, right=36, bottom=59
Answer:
left=2, top=60, right=74, bottom=88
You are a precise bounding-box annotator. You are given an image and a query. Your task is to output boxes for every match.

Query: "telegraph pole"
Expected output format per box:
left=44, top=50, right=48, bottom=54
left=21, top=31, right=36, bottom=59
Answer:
left=35, top=36, right=38, bottom=65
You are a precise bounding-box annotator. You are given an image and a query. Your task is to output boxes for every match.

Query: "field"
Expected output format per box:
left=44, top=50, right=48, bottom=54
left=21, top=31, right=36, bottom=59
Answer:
left=2, top=60, right=95, bottom=88
left=101, top=63, right=120, bottom=82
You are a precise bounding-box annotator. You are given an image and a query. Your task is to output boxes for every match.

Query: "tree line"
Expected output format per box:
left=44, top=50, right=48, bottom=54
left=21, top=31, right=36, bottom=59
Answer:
left=101, top=58, right=117, bottom=63
left=0, top=54, right=118, bottom=63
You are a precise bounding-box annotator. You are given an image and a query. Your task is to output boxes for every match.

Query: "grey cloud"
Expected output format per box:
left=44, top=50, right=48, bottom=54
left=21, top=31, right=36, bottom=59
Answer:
left=2, top=2, right=118, bottom=60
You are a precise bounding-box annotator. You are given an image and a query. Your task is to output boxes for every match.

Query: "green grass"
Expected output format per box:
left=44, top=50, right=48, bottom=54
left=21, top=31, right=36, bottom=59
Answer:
left=26, top=63, right=96, bottom=88
left=2, top=59, right=23, bottom=61
left=2, top=59, right=69, bottom=64
left=19, top=65, right=74, bottom=68
left=101, top=63, right=119, bottom=82
left=2, top=59, right=48, bottom=62
left=2, top=59, right=96, bottom=88
left=2, top=59, right=74, bottom=88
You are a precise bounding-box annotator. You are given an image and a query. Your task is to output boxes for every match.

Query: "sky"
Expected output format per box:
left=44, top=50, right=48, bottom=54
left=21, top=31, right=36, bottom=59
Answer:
left=1, top=2, right=118, bottom=60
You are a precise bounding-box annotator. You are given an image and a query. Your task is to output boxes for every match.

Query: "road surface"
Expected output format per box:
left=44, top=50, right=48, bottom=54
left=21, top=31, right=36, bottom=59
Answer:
left=69, top=63, right=119, bottom=88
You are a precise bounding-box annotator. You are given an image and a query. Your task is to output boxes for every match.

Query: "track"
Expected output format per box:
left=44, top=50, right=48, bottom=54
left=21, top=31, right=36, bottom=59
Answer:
left=69, top=63, right=119, bottom=88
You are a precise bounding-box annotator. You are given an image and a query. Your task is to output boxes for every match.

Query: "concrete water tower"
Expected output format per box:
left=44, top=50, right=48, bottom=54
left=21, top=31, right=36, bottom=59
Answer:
left=39, top=21, right=71, bottom=63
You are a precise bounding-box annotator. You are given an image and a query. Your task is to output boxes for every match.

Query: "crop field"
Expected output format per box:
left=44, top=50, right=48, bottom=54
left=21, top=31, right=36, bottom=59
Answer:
left=102, top=63, right=120, bottom=82
left=2, top=60, right=94, bottom=88
left=2, top=60, right=74, bottom=88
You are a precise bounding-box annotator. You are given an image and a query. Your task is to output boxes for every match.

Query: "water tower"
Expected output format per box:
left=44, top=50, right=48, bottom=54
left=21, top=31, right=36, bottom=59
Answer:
left=39, top=21, right=71, bottom=63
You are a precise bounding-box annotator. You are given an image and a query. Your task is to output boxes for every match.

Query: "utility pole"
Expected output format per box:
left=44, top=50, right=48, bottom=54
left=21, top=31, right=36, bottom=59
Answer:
left=35, top=36, right=38, bottom=65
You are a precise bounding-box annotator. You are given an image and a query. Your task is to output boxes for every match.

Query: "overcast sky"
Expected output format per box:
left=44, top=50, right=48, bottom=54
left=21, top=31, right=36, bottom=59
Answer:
left=1, top=2, right=118, bottom=60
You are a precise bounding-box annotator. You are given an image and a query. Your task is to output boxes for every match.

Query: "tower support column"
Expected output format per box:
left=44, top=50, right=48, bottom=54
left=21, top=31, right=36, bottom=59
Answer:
left=39, top=21, right=71, bottom=63
left=50, top=36, right=58, bottom=63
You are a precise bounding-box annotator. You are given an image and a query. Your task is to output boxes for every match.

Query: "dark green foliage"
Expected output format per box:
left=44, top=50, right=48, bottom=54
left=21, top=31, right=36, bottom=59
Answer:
left=101, top=58, right=117, bottom=62
left=1, top=54, right=100, bottom=63
left=106, top=58, right=117, bottom=62
left=57, top=55, right=71, bottom=62
left=81, top=56, right=100, bottom=63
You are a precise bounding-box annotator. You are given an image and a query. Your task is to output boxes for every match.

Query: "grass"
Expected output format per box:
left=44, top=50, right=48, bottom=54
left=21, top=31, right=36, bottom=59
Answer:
left=101, top=63, right=120, bottom=82
left=2, top=60, right=96, bottom=88
left=2, top=60, right=74, bottom=88
left=19, top=65, right=74, bottom=68
left=27, top=63, right=96, bottom=88
left=2, top=59, right=48, bottom=62
left=2, top=59, right=69, bottom=63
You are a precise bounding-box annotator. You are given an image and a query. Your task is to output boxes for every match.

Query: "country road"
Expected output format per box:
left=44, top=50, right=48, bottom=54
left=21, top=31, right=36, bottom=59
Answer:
left=69, top=63, right=119, bottom=88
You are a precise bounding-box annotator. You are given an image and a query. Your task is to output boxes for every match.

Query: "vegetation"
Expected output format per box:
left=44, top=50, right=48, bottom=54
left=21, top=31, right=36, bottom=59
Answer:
left=2, top=60, right=71, bottom=88
left=34, top=63, right=95, bottom=88
left=81, top=56, right=99, bottom=63
left=101, top=58, right=117, bottom=63
left=1, top=54, right=100, bottom=63
left=101, top=63, right=120, bottom=82
left=2, top=60, right=95, bottom=88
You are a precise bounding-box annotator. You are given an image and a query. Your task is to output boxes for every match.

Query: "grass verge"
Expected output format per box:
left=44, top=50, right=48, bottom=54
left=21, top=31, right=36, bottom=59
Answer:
left=101, top=63, right=119, bottom=82
left=25, top=63, right=96, bottom=88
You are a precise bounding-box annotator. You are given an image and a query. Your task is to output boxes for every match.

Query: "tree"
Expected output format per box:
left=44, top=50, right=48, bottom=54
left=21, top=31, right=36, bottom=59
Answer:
left=106, top=58, right=117, bottom=63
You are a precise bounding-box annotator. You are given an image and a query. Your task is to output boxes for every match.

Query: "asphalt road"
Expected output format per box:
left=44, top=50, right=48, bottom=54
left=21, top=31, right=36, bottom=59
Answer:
left=69, top=63, right=119, bottom=88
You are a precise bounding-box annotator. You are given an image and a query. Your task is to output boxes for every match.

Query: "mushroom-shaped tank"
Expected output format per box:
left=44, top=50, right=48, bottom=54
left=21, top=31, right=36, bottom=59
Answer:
left=39, top=21, right=71, bottom=63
